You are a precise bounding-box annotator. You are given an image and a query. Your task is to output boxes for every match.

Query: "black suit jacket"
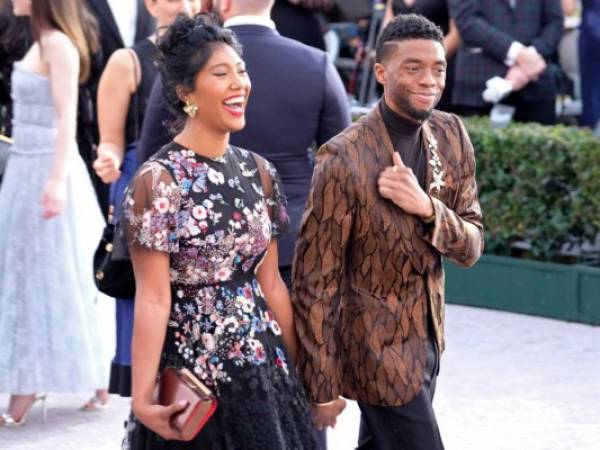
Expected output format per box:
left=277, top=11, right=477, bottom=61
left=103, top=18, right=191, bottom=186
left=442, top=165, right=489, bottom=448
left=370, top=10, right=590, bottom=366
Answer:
left=87, top=0, right=155, bottom=65
left=449, top=0, right=563, bottom=107
left=138, top=24, right=350, bottom=268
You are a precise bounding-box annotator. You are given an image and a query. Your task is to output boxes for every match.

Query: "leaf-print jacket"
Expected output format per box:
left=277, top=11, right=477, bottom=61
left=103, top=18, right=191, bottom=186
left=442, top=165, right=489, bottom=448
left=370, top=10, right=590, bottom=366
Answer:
left=292, top=105, right=484, bottom=406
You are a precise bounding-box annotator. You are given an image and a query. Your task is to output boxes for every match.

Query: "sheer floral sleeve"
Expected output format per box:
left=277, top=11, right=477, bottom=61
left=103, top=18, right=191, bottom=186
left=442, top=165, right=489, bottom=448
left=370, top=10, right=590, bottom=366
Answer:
left=253, top=153, right=290, bottom=239
left=121, top=161, right=182, bottom=253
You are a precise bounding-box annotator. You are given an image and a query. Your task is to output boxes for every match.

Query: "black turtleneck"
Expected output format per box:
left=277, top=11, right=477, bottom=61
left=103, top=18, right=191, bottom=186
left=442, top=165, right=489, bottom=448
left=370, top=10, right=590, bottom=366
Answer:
left=380, top=101, right=437, bottom=351
left=380, top=100, right=426, bottom=190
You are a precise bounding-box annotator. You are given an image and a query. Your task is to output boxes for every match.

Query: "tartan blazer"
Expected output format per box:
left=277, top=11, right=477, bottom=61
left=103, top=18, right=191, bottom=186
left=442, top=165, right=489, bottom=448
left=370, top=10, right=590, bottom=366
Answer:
left=449, top=0, right=564, bottom=107
left=292, top=106, right=484, bottom=406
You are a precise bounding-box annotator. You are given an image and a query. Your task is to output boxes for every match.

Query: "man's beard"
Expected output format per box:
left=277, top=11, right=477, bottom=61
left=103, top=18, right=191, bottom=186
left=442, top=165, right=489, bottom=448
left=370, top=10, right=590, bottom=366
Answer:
left=392, top=88, right=439, bottom=122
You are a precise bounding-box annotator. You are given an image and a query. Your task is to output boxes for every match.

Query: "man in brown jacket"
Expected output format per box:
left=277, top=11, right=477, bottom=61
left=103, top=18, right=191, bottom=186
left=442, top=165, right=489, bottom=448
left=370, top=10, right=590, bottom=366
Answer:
left=292, top=14, right=484, bottom=450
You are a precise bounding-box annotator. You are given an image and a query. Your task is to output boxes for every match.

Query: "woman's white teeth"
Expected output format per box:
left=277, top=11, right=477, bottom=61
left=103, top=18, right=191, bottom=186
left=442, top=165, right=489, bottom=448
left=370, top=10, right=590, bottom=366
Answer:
left=224, top=97, right=244, bottom=107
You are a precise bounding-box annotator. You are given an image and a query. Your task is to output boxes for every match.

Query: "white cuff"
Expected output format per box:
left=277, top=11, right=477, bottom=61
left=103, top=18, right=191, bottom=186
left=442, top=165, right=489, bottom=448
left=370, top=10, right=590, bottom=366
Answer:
left=315, top=400, right=336, bottom=406
left=482, top=76, right=513, bottom=103
left=505, top=41, right=524, bottom=67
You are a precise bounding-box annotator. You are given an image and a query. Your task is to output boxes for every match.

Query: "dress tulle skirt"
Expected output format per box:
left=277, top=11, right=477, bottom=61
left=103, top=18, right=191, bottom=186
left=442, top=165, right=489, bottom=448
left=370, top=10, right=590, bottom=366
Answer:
left=0, top=150, right=106, bottom=393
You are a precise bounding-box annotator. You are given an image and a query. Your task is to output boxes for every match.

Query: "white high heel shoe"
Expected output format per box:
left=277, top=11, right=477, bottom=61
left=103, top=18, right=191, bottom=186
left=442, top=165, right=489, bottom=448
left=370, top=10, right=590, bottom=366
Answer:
left=0, top=394, right=47, bottom=427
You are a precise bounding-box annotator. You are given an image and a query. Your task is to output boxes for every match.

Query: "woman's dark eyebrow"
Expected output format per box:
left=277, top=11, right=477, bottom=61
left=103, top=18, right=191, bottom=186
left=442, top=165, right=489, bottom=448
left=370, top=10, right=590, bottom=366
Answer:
left=209, top=61, right=245, bottom=69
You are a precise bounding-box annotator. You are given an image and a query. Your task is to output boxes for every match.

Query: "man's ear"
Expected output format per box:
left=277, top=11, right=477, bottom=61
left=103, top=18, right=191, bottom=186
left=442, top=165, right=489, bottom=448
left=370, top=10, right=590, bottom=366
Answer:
left=374, top=63, right=387, bottom=86
left=221, top=0, right=232, bottom=13
left=143, top=0, right=158, bottom=18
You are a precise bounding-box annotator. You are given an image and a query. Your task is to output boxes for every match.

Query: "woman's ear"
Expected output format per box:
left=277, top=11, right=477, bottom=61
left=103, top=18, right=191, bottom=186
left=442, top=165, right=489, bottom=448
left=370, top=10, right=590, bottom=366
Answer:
left=175, top=85, right=189, bottom=104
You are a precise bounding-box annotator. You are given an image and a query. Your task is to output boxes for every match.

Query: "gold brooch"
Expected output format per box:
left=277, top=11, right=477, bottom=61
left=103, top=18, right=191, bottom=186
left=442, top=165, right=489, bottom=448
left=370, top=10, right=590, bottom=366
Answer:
left=427, top=135, right=445, bottom=194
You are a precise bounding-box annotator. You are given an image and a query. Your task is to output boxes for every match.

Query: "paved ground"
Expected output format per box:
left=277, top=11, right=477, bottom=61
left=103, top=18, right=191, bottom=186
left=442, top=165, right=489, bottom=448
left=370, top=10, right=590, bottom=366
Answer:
left=1, top=300, right=599, bottom=450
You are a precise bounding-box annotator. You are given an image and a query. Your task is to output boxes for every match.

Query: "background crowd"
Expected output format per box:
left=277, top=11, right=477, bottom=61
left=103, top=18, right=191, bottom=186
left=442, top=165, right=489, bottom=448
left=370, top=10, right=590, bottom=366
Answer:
left=0, top=0, right=598, bottom=446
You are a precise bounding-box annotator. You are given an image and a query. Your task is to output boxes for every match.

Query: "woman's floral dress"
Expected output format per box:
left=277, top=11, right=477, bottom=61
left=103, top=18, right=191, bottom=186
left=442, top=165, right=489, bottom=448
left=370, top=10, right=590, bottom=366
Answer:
left=121, top=143, right=317, bottom=450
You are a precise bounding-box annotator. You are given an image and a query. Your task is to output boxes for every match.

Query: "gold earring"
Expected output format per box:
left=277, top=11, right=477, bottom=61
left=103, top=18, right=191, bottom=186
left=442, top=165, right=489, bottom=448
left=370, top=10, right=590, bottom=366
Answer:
left=183, top=99, right=198, bottom=118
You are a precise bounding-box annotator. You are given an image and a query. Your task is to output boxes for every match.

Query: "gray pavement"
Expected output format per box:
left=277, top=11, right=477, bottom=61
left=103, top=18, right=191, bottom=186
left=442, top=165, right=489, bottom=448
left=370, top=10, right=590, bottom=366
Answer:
left=1, top=300, right=599, bottom=450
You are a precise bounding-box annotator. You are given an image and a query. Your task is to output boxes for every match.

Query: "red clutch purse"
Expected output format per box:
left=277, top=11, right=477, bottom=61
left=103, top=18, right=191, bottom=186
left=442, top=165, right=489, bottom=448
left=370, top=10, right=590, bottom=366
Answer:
left=158, top=367, right=218, bottom=441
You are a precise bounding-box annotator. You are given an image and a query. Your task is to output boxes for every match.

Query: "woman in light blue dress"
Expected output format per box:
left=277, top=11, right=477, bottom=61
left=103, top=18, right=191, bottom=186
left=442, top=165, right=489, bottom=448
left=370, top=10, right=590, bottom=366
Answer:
left=0, top=0, right=105, bottom=426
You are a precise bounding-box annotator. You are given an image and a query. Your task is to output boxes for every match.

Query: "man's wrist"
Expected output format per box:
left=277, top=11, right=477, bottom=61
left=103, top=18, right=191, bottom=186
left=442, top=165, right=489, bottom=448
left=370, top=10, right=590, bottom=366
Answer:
left=419, top=196, right=436, bottom=223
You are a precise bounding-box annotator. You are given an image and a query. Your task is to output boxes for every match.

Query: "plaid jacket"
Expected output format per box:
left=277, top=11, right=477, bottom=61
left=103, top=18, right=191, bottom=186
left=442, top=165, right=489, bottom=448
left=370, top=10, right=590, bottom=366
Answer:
left=449, top=0, right=564, bottom=107
left=292, top=107, right=484, bottom=406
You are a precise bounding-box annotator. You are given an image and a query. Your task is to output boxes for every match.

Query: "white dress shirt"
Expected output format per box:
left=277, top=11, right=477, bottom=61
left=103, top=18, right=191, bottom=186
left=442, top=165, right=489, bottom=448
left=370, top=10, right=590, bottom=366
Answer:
left=107, top=0, right=138, bottom=47
left=223, top=15, right=276, bottom=30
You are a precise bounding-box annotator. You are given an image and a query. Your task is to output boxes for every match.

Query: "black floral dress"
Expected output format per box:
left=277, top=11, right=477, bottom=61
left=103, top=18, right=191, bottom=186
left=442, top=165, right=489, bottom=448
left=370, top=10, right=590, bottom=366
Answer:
left=121, top=143, right=317, bottom=450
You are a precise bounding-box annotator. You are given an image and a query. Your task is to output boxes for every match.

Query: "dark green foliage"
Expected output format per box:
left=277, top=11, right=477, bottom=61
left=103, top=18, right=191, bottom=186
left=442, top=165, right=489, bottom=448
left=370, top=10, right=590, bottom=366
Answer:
left=464, top=117, right=600, bottom=262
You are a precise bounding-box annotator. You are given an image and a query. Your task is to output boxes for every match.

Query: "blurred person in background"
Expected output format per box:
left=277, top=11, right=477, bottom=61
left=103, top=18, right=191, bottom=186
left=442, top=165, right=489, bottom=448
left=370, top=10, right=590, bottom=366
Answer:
left=0, top=0, right=101, bottom=190
left=85, top=0, right=156, bottom=217
left=272, top=0, right=333, bottom=50
left=89, top=0, right=201, bottom=411
left=384, top=0, right=460, bottom=113
left=579, top=0, right=600, bottom=129
left=0, top=0, right=106, bottom=426
left=449, top=0, right=564, bottom=125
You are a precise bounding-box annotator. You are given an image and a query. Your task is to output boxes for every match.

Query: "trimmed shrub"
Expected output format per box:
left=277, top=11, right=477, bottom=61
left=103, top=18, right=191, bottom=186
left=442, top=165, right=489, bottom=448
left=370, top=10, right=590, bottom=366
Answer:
left=464, top=117, right=600, bottom=262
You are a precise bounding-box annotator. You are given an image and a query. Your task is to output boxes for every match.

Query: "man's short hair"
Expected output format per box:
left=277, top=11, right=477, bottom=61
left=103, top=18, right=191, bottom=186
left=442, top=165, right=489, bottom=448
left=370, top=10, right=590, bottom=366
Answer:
left=375, top=14, right=444, bottom=63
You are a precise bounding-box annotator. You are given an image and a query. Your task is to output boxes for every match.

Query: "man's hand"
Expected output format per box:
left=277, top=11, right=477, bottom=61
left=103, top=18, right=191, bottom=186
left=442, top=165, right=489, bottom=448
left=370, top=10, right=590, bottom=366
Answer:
left=515, top=46, right=546, bottom=80
left=505, top=65, right=531, bottom=91
left=378, top=152, right=434, bottom=219
left=310, top=398, right=347, bottom=429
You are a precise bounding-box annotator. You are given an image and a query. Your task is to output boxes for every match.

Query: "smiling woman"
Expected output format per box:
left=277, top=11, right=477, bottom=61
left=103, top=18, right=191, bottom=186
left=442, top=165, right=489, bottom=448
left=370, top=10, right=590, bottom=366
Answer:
left=155, top=16, right=248, bottom=141
left=120, top=14, right=318, bottom=450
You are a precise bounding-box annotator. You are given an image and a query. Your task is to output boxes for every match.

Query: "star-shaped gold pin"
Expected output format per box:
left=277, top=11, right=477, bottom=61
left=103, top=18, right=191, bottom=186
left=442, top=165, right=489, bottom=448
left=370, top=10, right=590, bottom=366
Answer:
left=429, top=170, right=446, bottom=193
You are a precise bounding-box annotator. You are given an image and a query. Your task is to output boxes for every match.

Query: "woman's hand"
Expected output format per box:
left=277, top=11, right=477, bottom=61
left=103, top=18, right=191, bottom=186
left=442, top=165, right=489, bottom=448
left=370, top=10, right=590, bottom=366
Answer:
left=133, top=399, right=189, bottom=441
left=93, top=145, right=122, bottom=184
left=41, top=178, right=66, bottom=219
left=310, top=398, right=347, bottom=429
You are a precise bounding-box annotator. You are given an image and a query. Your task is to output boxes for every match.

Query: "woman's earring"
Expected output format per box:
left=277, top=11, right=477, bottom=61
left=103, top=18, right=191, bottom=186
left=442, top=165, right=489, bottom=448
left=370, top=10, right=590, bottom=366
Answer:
left=183, top=100, right=198, bottom=118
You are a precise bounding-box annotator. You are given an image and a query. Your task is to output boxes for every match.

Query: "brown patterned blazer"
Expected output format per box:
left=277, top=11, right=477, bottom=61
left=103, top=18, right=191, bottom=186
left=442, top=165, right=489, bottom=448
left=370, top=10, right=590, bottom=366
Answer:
left=292, top=105, right=484, bottom=406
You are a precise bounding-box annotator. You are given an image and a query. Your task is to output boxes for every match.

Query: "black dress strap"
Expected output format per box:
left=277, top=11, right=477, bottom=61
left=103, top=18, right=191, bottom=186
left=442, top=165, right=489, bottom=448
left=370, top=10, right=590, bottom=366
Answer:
left=124, top=38, right=159, bottom=145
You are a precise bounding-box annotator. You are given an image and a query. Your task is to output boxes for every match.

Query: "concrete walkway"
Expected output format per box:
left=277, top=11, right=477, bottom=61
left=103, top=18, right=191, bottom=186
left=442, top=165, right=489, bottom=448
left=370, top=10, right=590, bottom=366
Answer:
left=1, top=301, right=599, bottom=450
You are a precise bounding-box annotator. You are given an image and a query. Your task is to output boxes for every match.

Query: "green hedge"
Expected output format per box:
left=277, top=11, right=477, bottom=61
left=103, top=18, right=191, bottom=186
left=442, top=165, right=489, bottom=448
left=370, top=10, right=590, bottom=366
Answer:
left=464, top=117, right=600, bottom=262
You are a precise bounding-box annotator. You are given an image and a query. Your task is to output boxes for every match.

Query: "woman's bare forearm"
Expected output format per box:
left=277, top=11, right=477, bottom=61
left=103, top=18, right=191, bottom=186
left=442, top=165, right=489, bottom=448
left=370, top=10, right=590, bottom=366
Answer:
left=131, top=293, right=171, bottom=409
left=263, top=278, right=298, bottom=364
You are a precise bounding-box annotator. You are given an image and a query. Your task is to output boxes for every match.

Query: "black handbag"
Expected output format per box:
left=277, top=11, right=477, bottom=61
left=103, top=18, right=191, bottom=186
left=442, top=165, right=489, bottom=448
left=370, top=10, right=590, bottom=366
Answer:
left=93, top=203, right=136, bottom=299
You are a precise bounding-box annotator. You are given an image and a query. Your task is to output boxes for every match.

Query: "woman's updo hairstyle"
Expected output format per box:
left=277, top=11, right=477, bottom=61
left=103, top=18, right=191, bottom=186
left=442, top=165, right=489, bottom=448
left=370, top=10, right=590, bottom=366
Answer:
left=156, top=13, right=243, bottom=133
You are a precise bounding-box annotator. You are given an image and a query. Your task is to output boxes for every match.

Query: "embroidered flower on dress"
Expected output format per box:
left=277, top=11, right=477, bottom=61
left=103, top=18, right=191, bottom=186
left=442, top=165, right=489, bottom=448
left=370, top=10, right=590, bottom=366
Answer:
left=192, top=205, right=207, bottom=220
left=208, top=168, right=225, bottom=185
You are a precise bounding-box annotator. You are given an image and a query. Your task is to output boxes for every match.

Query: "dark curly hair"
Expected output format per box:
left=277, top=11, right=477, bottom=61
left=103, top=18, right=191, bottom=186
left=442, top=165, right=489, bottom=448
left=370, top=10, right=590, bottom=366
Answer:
left=156, top=13, right=243, bottom=133
left=375, top=14, right=444, bottom=64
